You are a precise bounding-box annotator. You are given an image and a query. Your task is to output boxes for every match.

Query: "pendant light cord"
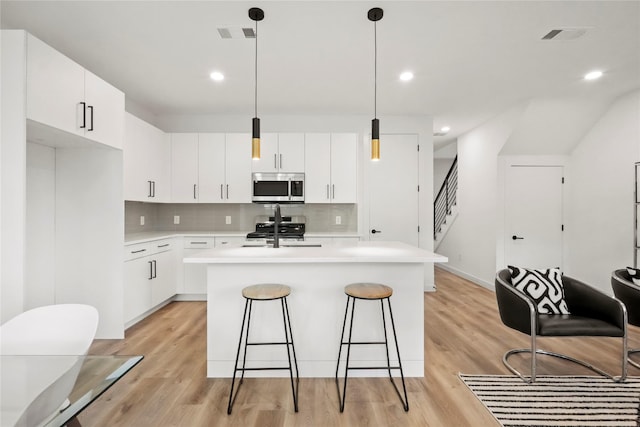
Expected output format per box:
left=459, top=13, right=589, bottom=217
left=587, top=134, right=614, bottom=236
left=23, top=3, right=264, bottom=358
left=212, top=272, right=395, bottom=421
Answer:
left=254, top=19, right=258, bottom=118
left=374, top=20, right=377, bottom=119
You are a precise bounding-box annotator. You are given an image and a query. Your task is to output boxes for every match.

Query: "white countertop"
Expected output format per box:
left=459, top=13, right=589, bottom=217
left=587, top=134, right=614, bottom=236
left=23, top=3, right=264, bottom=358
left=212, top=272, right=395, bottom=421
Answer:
left=124, top=231, right=360, bottom=245
left=183, top=241, right=447, bottom=264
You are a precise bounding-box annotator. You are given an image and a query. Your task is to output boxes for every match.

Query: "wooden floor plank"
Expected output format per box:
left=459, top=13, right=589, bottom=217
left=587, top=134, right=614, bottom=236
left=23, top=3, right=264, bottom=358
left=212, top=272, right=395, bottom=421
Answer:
left=77, top=267, right=638, bottom=426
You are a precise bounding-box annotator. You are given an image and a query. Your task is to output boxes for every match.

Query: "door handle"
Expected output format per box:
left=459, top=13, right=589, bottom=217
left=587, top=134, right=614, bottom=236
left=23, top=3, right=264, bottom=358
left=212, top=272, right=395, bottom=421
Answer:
left=79, top=102, right=86, bottom=129
left=371, top=229, right=382, bottom=234
left=280, top=154, right=283, bottom=169
left=194, top=184, right=197, bottom=200
left=87, top=105, right=94, bottom=131
left=512, top=235, right=524, bottom=240
left=148, top=260, right=153, bottom=280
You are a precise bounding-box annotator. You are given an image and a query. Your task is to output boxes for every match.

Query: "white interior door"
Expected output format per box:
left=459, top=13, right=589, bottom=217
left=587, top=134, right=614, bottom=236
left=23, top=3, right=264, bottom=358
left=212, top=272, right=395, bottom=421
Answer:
left=505, top=165, right=563, bottom=269
left=369, top=134, right=419, bottom=245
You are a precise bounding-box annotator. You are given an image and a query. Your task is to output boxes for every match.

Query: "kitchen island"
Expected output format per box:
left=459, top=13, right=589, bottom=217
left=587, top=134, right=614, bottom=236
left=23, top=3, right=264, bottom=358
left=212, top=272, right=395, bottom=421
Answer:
left=184, top=241, right=447, bottom=378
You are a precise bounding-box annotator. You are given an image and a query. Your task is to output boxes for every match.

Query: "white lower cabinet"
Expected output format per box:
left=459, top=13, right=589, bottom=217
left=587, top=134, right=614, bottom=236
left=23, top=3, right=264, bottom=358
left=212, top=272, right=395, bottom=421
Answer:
left=124, top=239, right=176, bottom=325
left=182, top=237, right=215, bottom=294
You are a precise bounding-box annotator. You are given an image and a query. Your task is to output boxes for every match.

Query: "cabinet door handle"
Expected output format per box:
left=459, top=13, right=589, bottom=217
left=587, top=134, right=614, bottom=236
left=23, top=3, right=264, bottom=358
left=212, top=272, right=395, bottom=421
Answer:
left=332, top=184, right=335, bottom=199
left=193, top=184, right=197, bottom=200
left=226, top=184, right=229, bottom=199
left=153, top=260, right=157, bottom=279
left=280, top=154, right=283, bottom=169
left=79, top=102, right=86, bottom=129
left=274, top=154, right=277, bottom=169
left=326, top=184, right=330, bottom=200
left=87, top=105, right=94, bottom=131
left=152, top=181, right=156, bottom=198
left=148, top=260, right=153, bottom=280
left=131, top=249, right=146, bottom=254
left=220, top=184, right=223, bottom=200
left=148, top=181, right=153, bottom=197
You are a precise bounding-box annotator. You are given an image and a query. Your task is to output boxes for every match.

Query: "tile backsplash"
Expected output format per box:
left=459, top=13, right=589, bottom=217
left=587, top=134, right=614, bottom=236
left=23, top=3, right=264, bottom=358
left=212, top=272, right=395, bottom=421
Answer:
left=125, top=202, right=357, bottom=234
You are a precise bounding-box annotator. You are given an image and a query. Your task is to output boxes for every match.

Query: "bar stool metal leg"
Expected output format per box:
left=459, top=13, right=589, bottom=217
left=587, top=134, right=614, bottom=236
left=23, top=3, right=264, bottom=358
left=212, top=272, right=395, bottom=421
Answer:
left=385, top=297, right=409, bottom=411
left=281, top=297, right=299, bottom=412
left=228, top=299, right=250, bottom=414
left=335, top=295, right=356, bottom=412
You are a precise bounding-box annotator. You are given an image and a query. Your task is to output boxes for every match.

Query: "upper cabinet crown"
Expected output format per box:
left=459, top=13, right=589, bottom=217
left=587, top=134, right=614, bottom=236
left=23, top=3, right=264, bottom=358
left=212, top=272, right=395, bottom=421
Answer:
left=26, top=34, right=124, bottom=149
left=251, top=133, right=305, bottom=173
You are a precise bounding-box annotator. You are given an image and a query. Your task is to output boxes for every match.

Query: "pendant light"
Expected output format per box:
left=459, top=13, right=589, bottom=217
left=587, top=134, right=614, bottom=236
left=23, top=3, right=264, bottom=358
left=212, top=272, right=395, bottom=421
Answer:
left=368, top=7, right=383, bottom=161
left=249, top=7, right=264, bottom=160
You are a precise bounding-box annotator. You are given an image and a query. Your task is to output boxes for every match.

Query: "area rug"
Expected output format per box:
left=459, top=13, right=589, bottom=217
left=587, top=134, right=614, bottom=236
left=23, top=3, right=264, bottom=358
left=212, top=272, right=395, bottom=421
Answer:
left=459, top=374, right=640, bottom=427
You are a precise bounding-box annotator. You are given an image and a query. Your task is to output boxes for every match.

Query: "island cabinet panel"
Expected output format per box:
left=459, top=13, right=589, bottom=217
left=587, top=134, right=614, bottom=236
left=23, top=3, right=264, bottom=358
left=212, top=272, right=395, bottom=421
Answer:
left=123, top=113, right=171, bottom=202
left=26, top=34, right=124, bottom=149
left=251, top=133, right=305, bottom=173
left=305, top=133, right=357, bottom=203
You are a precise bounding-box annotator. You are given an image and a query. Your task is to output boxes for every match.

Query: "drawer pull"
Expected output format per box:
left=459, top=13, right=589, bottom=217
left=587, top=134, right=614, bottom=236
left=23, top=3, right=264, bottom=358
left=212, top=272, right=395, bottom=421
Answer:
left=131, top=249, right=146, bottom=254
left=190, top=241, right=208, bottom=244
left=157, top=244, right=170, bottom=248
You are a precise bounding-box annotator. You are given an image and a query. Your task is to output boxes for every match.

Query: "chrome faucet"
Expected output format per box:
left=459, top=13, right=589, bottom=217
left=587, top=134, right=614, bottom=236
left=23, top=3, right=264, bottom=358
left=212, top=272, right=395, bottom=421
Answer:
left=273, top=204, right=281, bottom=248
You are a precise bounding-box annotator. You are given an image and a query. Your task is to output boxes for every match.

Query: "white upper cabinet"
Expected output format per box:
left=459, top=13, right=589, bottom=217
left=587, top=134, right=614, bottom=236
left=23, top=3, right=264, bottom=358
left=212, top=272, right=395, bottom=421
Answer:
left=123, top=113, right=171, bottom=202
left=329, top=133, right=357, bottom=203
left=198, top=133, right=226, bottom=202
left=26, top=34, right=124, bottom=149
left=251, top=133, right=305, bottom=173
left=224, top=133, right=253, bottom=203
left=170, top=133, right=251, bottom=203
left=305, top=133, right=357, bottom=203
left=171, top=133, right=199, bottom=203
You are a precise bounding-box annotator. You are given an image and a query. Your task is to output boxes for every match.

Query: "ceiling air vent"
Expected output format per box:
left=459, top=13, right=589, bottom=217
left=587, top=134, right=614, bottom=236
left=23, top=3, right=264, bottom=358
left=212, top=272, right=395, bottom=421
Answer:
left=216, top=27, right=256, bottom=39
left=541, top=28, right=589, bottom=41
left=433, top=131, right=448, bottom=137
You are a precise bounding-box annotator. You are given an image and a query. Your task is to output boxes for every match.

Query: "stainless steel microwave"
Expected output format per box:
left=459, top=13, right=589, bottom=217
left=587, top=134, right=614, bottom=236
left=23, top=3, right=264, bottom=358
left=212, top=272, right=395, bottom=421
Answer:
left=252, top=172, right=304, bottom=203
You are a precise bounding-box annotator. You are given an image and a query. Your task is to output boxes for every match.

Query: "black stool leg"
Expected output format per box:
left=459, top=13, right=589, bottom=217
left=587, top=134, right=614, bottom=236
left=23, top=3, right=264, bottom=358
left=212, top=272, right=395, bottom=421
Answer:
left=336, top=296, right=356, bottom=412
left=228, top=298, right=250, bottom=414
left=386, top=297, right=409, bottom=411
left=281, top=297, right=299, bottom=412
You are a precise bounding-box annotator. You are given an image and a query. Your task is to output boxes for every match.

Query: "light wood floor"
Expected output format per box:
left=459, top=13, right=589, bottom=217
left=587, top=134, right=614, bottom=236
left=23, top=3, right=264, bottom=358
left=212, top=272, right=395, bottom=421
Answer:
left=79, top=267, right=639, bottom=426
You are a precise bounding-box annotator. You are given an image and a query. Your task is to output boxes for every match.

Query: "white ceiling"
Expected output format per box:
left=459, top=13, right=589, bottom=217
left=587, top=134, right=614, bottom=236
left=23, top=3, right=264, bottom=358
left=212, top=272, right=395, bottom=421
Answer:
left=2, top=1, right=639, bottom=147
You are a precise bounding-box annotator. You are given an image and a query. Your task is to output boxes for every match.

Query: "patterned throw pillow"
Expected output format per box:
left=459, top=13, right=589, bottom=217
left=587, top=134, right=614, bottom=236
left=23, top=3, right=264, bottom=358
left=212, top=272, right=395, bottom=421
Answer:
left=626, top=267, right=640, bottom=286
left=507, top=266, right=570, bottom=314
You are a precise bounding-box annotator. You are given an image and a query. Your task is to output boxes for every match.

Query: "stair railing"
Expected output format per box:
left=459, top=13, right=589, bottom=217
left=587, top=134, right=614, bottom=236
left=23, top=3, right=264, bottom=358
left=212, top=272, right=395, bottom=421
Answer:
left=434, top=156, right=458, bottom=239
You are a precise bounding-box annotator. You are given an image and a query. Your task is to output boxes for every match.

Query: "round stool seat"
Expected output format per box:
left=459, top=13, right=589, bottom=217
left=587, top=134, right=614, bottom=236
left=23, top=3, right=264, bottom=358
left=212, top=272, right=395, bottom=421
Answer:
left=242, top=284, right=291, bottom=300
left=345, top=283, right=393, bottom=300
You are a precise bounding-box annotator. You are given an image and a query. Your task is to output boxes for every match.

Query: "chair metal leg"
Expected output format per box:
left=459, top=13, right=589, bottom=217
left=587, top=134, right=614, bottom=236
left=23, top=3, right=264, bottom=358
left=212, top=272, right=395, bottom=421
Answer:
left=629, top=349, right=640, bottom=369
left=228, top=299, right=250, bottom=414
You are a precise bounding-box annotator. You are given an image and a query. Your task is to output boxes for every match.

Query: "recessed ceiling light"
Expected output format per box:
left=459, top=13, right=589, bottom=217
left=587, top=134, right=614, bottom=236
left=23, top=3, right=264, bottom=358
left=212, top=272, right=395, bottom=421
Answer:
left=210, top=71, right=224, bottom=81
left=399, top=71, right=414, bottom=82
left=440, top=126, right=451, bottom=133
left=584, top=70, right=603, bottom=81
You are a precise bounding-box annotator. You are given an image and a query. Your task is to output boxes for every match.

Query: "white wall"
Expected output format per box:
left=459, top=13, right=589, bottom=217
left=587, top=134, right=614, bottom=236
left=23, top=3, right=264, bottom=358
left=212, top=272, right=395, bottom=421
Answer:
left=1, top=30, right=27, bottom=322
left=436, top=103, right=527, bottom=288
left=26, top=143, right=56, bottom=309
left=566, top=90, right=640, bottom=292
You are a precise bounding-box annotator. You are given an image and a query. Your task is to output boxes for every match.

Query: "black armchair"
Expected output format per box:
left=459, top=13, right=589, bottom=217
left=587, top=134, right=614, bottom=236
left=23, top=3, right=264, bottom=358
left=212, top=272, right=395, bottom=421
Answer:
left=612, top=269, right=640, bottom=369
left=495, top=269, right=628, bottom=383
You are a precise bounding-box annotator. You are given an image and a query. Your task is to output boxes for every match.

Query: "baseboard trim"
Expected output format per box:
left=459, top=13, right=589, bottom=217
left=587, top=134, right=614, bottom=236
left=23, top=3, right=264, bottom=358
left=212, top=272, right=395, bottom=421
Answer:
left=436, top=264, right=495, bottom=291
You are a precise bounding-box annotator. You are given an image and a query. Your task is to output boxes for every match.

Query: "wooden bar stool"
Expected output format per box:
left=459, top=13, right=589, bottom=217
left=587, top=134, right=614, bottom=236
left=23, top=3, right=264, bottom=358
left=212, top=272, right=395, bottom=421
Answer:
left=335, top=283, right=409, bottom=412
left=227, top=284, right=299, bottom=414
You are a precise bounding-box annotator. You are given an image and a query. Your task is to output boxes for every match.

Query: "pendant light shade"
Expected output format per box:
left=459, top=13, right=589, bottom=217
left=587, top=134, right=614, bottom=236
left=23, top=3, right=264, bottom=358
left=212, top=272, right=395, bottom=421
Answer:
left=368, top=8, right=383, bottom=161
left=249, top=7, right=264, bottom=160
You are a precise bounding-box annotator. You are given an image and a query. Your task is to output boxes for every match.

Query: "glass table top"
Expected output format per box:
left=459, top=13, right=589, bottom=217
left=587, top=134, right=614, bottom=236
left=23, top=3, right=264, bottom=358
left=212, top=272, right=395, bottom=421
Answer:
left=1, top=355, right=143, bottom=427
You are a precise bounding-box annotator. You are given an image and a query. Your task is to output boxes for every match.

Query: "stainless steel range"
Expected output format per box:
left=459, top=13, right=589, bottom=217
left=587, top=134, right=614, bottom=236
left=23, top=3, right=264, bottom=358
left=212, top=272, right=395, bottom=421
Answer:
left=246, top=216, right=306, bottom=241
